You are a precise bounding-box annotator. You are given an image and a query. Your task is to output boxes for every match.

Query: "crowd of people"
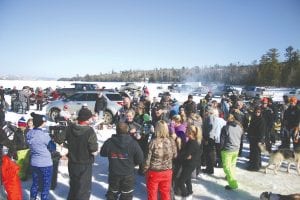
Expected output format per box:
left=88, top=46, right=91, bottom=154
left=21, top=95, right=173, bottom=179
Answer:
left=0, top=84, right=299, bottom=200
left=0, top=86, right=60, bottom=114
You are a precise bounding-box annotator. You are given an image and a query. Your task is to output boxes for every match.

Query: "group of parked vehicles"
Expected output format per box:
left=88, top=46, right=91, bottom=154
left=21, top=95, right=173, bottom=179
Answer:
left=168, top=83, right=284, bottom=101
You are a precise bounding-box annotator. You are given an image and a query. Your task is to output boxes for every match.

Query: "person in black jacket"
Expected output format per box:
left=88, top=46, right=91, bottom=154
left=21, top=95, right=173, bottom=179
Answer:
left=94, top=92, right=107, bottom=122
left=12, top=117, right=30, bottom=181
left=54, top=107, right=98, bottom=200
left=0, top=86, right=5, bottom=109
left=174, top=125, right=202, bottom=197
left=282, top=96, right=300, bottom=150
left=182, top=95, right=197, bottom=118
left=100, top=122, right=144, bottom=200
left=247, top=106, right=266, bottom=171
left=261, top=97, right=275, bottom=152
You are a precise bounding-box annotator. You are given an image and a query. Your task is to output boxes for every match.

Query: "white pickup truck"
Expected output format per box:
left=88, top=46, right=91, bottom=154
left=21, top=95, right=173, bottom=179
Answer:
left=241, top=86, right=274, bottom=99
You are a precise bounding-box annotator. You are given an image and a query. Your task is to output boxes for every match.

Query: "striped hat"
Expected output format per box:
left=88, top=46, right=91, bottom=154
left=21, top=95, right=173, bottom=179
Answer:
left=18, top=117, right=27, bottom=127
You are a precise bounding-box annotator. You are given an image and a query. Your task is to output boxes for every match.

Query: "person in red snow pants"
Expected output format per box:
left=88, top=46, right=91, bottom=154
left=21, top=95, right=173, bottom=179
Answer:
left=146, top=169, right=173, bottom=200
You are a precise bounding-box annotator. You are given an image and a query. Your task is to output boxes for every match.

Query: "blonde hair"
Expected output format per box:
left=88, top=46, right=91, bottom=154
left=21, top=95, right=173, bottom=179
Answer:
left=172, top=114, right=186, bottom=124
left=154, top=120, right=169, bottom=138
left=187, top=125, right=202, bottom=144
left=172, top=115, right=181, bottom=123
left=227, top=114, right=235, bottom=122
left=126, top=109, right=135, bottom=117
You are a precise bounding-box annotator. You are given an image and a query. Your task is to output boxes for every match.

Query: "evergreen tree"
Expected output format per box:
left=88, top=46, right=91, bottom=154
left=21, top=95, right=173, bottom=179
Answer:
left=258, top=48, right=281, bottom=86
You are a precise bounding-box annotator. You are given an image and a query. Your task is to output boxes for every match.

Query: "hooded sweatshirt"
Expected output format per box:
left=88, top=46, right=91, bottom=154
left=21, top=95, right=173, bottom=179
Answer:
left=56, top=123, right=98, bottom=164
left=220, top=121, right=243, bottom=152
left=100, top=134, right=144, bottom=176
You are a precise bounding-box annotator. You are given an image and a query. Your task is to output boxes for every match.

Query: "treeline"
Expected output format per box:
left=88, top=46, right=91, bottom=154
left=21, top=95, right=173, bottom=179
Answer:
left=58, top=46, right=300, bottom=87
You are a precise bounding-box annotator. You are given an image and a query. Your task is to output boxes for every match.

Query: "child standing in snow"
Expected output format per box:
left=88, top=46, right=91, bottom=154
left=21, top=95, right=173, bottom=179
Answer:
left=12, top=117, right=30, bottom=181
left=27, top=112, right=53, bottom=200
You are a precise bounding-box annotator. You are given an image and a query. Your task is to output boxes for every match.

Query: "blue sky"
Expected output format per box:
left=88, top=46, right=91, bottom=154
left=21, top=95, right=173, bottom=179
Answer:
left=0, top=0, right=299, bottom=78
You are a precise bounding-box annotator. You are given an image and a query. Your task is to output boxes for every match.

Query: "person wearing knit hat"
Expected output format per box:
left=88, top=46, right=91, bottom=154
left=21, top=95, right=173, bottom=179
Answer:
left=18, top=117, right=27, bottom=128
left=12, top=117, right=31, bottom=181
left=26, top=112, right=53, bottom=200
left=53, top=106, right=98, bottom=199
left=30, top=112, right=47, bottom=128
left=77, top=107, right=93, bottom=122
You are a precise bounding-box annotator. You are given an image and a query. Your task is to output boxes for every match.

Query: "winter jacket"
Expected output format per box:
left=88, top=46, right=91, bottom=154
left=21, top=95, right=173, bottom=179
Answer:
left=26, top=128, right=52, bottom=167
left=183, top=100, right=197, bottom=117
left=100, top=134, right=144, bottom=176
left=283, top=105, right=300, bottom=129
left=248, top=115, right=266, bottom=143
left=0, top=109, right=5, bottom=127
left=178, top=139, right=201, bottom=167
left=261, top=106, right=274, bottom=130
left=169, top=122, right=187, bottom=144
left=220, top=121, right=243, bottom=152
left=13, top=128, right=29, bottom=151
left=1, top=155, right=22, bottom=200
left=94, top=96, right=107, bottom=113
left=126, top=120, right=142, bottom=140
left=144, top=137, right=177, bottom=172
left=55, top=122, right=98, bottom=164
left=208, top=116, right=227, bottom=143
left=0, top=122, right=16, bottom=151
left=35, top=90, right=44, bottom=102
left=151, top=112, right=169, bottom=127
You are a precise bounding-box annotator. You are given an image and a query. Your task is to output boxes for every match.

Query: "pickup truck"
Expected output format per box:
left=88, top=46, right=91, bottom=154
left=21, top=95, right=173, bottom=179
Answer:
left=56, top=83, right=99, bottom=98
left=241, top=86, right=274, bottom=99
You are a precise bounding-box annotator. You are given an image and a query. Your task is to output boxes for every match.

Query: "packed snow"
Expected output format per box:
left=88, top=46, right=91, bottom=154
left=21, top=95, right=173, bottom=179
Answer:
left=1, top=80, right=300, bottom=200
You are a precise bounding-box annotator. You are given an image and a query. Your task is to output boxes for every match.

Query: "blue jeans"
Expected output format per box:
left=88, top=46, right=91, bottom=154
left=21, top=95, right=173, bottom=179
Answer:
left=30, top=165, right=53, bottom=200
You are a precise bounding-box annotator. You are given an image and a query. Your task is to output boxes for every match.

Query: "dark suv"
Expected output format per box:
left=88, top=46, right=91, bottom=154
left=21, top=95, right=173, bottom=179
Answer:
left=212, top=85, right=239, bottom=97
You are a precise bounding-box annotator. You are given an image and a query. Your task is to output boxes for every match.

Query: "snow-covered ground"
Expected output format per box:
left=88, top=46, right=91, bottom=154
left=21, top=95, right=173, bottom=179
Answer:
left=2, top=80, right=300, bottom=200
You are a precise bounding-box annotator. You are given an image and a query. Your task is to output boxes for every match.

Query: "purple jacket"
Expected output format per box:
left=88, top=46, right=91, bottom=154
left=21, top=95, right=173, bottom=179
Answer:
left=169, top=122, right=187, bottom=143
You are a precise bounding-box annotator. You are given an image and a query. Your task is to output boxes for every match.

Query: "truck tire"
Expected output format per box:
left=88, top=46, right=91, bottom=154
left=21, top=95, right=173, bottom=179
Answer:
left=49, top=108, right=60, bottom=122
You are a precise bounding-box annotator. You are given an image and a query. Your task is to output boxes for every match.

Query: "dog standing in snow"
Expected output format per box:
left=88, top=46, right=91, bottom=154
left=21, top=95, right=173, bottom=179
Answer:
left=258, top=143, right=300, bottom=175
